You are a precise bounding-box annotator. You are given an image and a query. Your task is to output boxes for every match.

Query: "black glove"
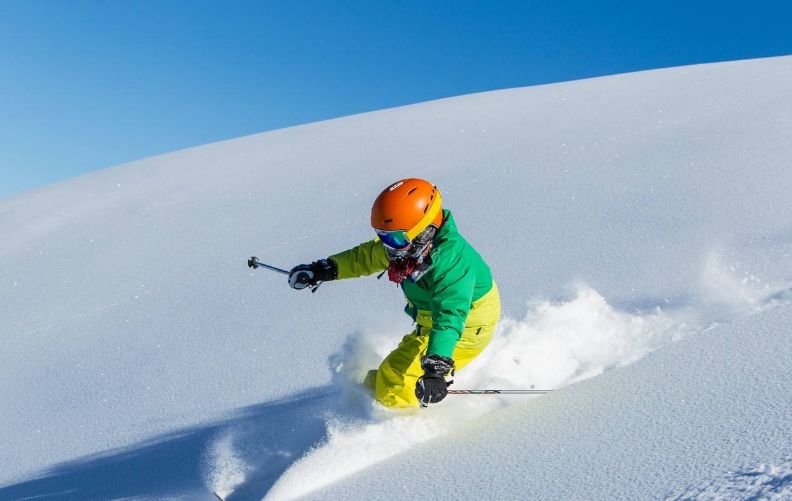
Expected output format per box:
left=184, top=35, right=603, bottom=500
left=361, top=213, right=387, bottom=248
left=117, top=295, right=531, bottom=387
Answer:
left=288, top=259, right=338, bottom=290
left=415, top=354, right=454, bottom=406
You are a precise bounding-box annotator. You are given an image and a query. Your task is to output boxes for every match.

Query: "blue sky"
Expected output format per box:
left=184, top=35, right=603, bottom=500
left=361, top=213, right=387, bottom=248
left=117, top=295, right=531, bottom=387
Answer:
left=1, top=1, right=791, bottom=200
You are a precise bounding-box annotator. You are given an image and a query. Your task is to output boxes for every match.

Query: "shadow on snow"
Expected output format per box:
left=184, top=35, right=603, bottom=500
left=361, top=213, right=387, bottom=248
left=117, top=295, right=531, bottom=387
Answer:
left=0, top=386, right=339, bottom=501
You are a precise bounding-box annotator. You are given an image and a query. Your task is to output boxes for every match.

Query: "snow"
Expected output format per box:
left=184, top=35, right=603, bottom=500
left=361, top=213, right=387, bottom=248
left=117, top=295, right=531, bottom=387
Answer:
left=1, top=55, right=792, bottom=500
left=669, top=456, right=792, bottom=500
left=307, top=299, right=792, bottom=501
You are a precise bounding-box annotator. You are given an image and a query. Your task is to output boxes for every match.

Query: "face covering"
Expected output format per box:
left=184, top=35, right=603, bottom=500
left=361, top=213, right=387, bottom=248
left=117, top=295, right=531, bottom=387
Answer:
left=386, top=240, right=433, bottom=284
left=380, top=224, right=438, bottom=284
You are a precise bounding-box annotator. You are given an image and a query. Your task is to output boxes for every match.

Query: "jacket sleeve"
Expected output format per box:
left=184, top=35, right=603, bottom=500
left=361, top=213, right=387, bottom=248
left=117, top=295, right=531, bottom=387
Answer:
left=427, top=256, right=476, bottom=359
left=328, top=239, right=389, bottom=279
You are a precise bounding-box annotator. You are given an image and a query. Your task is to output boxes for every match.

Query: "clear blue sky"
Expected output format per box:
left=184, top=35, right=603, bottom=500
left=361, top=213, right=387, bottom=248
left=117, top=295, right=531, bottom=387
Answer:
left=1, top=1, right=791, bottom=200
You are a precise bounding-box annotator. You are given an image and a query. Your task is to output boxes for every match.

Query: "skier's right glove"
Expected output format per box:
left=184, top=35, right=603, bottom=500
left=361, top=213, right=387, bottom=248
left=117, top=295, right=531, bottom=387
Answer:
left=415, top=354, right=455, bottom=407
left=288, top=259, right=338, bottom=290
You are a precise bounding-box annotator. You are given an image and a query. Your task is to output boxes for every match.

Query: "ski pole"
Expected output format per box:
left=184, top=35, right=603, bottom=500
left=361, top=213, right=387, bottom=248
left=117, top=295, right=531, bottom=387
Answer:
left=247, top=256, right=289, bottom=274
left=247, top=256, right=323, bottom=293
left=448, top=389, right=553, bottom=395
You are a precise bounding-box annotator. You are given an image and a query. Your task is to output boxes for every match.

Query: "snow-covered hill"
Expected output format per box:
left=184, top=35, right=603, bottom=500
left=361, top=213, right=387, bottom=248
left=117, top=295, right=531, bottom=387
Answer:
left=1, top=56, right=791, bottom=501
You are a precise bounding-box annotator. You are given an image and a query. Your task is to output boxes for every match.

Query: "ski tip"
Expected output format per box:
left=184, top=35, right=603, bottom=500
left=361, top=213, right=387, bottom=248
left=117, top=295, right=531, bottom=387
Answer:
left=212, top=491, right=226, bottom=501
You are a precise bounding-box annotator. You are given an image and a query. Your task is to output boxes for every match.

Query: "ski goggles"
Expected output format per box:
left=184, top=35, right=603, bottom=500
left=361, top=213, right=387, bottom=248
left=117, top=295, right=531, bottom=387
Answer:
left=376, top=223, right=440, bottom=253
left=376, top=229, right=411, bottom=249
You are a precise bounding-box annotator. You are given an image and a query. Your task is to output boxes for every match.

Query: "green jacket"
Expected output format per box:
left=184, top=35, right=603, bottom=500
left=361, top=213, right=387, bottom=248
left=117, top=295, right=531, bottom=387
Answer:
left=329, top=210, right=493, bottom=358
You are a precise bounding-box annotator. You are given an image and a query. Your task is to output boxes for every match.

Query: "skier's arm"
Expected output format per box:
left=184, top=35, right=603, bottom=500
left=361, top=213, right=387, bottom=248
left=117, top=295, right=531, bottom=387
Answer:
left=328, top=239, right=389, bottom=279
left=427, top=261, right=476, bottom=359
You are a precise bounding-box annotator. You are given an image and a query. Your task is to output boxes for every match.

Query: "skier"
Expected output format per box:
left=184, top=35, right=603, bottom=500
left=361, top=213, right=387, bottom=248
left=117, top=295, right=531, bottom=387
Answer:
left=288, top=178, right=500, bottom=407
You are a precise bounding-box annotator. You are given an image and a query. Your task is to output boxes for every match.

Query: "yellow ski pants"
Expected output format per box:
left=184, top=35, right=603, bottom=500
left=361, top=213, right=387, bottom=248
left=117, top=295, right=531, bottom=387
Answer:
left=366, top=282, right=501, bottom=408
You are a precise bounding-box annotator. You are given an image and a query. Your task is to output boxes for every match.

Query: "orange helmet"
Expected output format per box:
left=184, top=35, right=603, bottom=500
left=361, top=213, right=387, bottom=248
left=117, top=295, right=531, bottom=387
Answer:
left=371, top=178, right=443, bottom=247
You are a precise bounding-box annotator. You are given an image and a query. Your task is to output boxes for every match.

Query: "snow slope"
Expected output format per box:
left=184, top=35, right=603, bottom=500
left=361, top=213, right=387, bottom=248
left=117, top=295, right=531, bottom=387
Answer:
left=306, top=297, right=792, bottom=501
left=1, top=56, right=791, bottom=500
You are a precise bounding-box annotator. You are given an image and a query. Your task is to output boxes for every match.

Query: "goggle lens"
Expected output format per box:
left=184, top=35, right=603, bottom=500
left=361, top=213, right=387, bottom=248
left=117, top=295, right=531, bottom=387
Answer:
left=376, top=229, right=411, bottom=249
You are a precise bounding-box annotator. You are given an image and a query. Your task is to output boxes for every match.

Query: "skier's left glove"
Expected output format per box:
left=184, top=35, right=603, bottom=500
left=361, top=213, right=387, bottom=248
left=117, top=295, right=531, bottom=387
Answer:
left=288, top=259, right=338, bottom=290
left=415, top=354, right=455, bottom=407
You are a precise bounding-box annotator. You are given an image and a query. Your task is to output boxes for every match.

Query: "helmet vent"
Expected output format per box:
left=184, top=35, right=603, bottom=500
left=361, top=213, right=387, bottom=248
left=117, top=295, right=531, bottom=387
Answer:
left=408, top=187, right=417, bottom=195
left=384, top=218, right=393, bottom=224
left=423, top=205, right=429, bottom=213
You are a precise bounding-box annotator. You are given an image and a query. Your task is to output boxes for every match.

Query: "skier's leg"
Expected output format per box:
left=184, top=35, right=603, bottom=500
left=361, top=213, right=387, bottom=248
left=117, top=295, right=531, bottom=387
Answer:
left=373, top=283, right=500, bottom=407
left=453, top=282, right=501, bottom=370
left=374, top=330, right=428, bottom=408
left=453, top=322, right=496, bottom=370
left=363, top=369, right=378, bottom=392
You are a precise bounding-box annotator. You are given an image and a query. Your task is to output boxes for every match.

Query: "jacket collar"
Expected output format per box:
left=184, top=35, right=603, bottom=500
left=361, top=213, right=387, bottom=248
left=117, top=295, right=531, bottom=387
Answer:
left=435, top=209, right=456, bottom=241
